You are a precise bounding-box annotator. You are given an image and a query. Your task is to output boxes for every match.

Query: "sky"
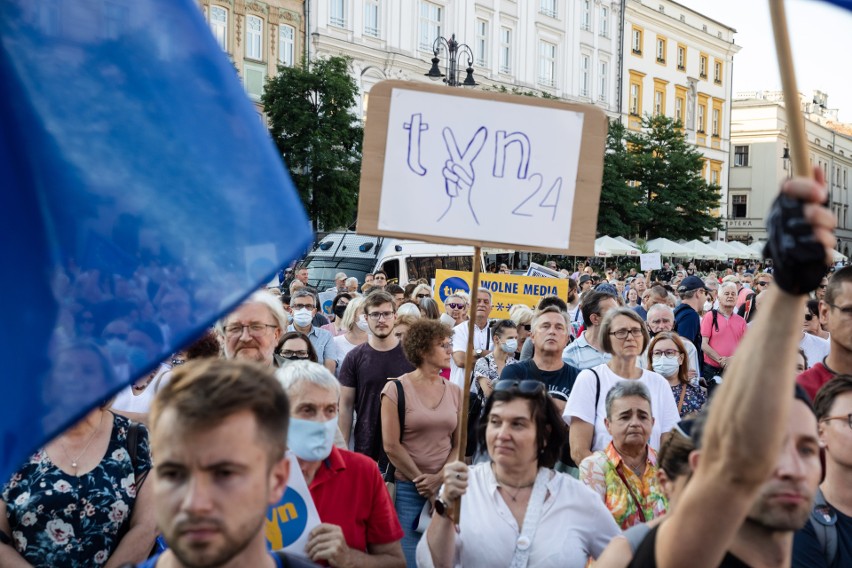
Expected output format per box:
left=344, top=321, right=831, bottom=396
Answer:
left=676, top=0, right=852, bottom=122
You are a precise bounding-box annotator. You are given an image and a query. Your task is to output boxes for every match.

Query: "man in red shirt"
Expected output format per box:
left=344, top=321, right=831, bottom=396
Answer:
left=276, top=361, right=404, bottom=567
left=798, top=267, right=852, bottom=400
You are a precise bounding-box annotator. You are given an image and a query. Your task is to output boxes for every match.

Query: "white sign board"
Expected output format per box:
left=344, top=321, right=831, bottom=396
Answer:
left=357, top=81, right=608, bottom=255
left=318, top=289, right=337, bottom=316
left=526, top=262, right=561, bottom=279
left=640, top=253, right=662, bottom=271
left=265, top=452, right=321, bottom=557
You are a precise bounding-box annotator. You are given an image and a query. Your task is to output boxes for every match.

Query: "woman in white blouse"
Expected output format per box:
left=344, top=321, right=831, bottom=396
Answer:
left=416, top=380, right=620, bottom=567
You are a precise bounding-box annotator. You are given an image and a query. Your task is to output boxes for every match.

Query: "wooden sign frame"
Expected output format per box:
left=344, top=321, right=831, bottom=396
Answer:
left=357, top=80, right=608, bottom=256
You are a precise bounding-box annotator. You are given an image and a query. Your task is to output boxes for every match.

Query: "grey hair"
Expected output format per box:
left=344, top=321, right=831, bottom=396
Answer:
left=477, top=287, right=492, bottom=299
left=412, top=283, right=432, bottom=298
left=719, top=281, right=738, bottom=295
left=275, top=360, right=340, bottom=399
left=605, top=381, right=653, bottom=419
left=397, top=303, right=422, bottom=318
left=292, top=289, right=317, bottom=304
left=216, top=290, right=288, bottom=334
left=647, top=303, right=674, bottom=319
left=345, top=277, right=358, bottom=287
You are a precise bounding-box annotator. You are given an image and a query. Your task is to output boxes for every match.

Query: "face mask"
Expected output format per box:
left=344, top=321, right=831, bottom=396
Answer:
left=500, top=339, right=518, bottom=353
left=333, top=304, right=348, bottom=318
left=356, top=314, right=371, bottom=332
left=439, top=313, right=456, bottom=328
left=703, top=300, right=713, bottom=312
left=292, top=308, right=313, bottom=327
left=288, top=417, right=337, bottom=462
left=652, top=356, right=680, bottom=378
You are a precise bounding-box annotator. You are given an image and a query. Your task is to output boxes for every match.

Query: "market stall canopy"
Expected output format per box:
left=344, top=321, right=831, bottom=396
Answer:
left=614, top=236, right=640, bottom=249
left=748, top=240, right=766, bottom=255
left=706, top=240, right=743, bottom=258
left=645, top=238, right=695, bottom=257
left=683, top=240, right=729, bottom=261
left=726, top=241, right=762, bottom=260
left=595, top=236, right=641, bottom=257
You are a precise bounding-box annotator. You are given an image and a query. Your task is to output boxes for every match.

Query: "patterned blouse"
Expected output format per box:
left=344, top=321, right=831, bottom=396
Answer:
left=671, top=383, right=707, bottom=418
left=579, top=441, right=668, bottom=529
left=2, top=413, right=152, bottom=567
left=473, top=353, right=517, bottom=398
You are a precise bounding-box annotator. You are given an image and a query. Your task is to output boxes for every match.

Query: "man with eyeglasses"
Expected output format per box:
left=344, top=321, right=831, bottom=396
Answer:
left=450, top=288, right=494, bottom=389
left=442, top=294, right=467, bottom=327
left=798, top=267, right=852, bottom=400
left=218, top=290, right=286, bottom=368
left=640, top=303, right=700, bottom=381
left=288, top=290, right=338, bottom=374
left=799, top=304, right=830, bottom=371
left=338, top=291, right=414, bottom=459
left=793, top=375, right=852, bottom=567
left=371, top=271, right=388, bottom=291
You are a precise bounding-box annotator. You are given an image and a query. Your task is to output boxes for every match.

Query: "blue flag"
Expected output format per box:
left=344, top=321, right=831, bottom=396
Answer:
left=0, top=0, right=313, bottom=481
left=820, top=0, right=852, bottom=10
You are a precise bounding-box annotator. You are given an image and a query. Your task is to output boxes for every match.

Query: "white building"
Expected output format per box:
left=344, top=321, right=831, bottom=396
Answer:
left=729, top=91, right=852, bottom=256
left=307, top=0, right=623, bottom=119
left=623, top=0, right=739, bottom=235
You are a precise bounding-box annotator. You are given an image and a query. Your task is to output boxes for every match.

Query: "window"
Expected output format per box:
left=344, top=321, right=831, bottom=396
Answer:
left=734, top=145, right=749, bottom=167
left=654, top=90, right=663, bottom=115
left=475, top=19, right=488, bottom=66
left=599, top=5, right=609, bottom=37
left=499, top=27, right=512, bottom=73
left=582, top=0, right=591, bottom=30
left=209, top=5, right=228, bottom=51
left=710, top=168, right=719, bottom=186
left=656, top=37, right=666, bottom=63
left=731, top=195, right=747, bottom=218
left=697, top=103, right=706, bottom=133
left=630, top=83, right=640, bottom=115
left=675, top=96, right=683, bottom=123
left=278, top=24, right=295, bottom=66
left=580, top=54, right=590, bottom=97
left=540, top=0, right=557, bottom=18
left=419, top=2, right=442, bottom=51
left=330, top=0, right=346, bottom=28
left=598, top=60, right=608, bottom=102
left=712, top=107, right=720, bottom=136
left=699, top=54, right=708, bottom=78
left=538, top=41, right=556, bottom=87
left=364, top=1, right=380, bottom=37
left=244, top=62, right=266, bottom=101
left=632, top=27, right=643, bottom=54
left=714, top=60, right=722, bottom=84
left=676, top=45, right=685, bottom=70
left=245, top=15, right=262, bottom=60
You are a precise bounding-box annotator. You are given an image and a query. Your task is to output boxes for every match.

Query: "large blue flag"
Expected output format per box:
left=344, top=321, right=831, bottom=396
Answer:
left=820, top=0, right=852, bottom=11
left=0, top=0, right=313, bottom=480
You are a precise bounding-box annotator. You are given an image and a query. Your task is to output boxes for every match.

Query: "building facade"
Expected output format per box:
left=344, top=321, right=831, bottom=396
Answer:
left=306, top=0, right=623, bottom=120
left=729, top=91, right=852, bottom=256
left=622, top=0, right=739, bottom=237
left=197, top=0, right=305, bottom=112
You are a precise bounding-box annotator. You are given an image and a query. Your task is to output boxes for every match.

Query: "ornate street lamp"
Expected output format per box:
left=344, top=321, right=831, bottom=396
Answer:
left=425, top=34, right=477, bottom=87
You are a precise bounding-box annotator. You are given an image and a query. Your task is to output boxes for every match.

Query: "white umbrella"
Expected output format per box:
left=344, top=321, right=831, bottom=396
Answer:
left=614, top=236, right=640, bottom=249
left=748, top=240, right=766, bottom=254
left=683, top=240, right=728, bottom=261
left=706, top=240, right=742, bottom=258
left=727, top=241, right=762, bottom=260
left=595, top=236, right=640, bottom=257
left=833, top=249, right=848, bottom=262
left=646, top=237, right=694, bottom=257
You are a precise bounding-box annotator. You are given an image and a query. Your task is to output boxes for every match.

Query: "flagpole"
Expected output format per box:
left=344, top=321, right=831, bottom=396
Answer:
left=768, top=0, right=811, bottom=179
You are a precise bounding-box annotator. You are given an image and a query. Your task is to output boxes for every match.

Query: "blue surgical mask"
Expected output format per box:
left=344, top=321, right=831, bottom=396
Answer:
left=288, top=417, right=337, bottom=462
left=500, top=339, right=518, bottom=353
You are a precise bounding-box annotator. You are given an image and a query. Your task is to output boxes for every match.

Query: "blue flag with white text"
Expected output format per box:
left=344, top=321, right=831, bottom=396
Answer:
left=0, top=0, right=313, bottom=481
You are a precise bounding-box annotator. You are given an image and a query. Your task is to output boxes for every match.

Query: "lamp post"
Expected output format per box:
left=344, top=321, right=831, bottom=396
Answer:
left=425, top=34, right=477, bottom=87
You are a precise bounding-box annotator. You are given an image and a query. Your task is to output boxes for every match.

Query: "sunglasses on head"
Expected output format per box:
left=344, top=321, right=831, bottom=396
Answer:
left=493, top=380, right=546, bottom=396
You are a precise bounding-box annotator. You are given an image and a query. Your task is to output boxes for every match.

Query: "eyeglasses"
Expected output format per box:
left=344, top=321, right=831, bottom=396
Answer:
left=756, top=281, right=770, bottom=287
left=827, top=302, right=852, bottom=316
left=818, top=285, right=828, bottom=290
left=224, top=323, right=278, bottom=337
left=804, top=313, right=815, bottom=321
left=437, top=342, right=453, bottom=351
left=610, top=328, right=643, bottom=340
left=652, top=349, right=679, bottom=358
left=280, top=350, right=309, bottom=358
left=822, top=413, right=852, bottom=429
left=291, top=304, right=314, bottom=310
left=367, top=311, right=394, bottom=320
left=522, top=324, right=532, bottom=332
left=446, top=303, right=465, bottom=310
left=171, top=357, right=186, bottom=367
left=493, top=380, right=546, bottom=396
left=416, top=294, right=431, bottom=299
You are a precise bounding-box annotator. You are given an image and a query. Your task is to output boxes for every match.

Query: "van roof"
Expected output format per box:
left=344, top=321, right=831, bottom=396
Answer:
left=308, top=231, right=475, bottom=259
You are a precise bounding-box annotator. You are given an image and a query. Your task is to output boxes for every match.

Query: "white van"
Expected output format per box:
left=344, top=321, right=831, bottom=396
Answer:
left=299, top=232, right=482, bottom=289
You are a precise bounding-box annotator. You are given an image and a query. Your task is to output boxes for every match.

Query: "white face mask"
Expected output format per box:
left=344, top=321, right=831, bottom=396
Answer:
left=500, top=339, right=518, bottom=353
left=356, top=314, right=371, bottom=332
left=652, top=356, right=680, bottom=378
left=287, top=417, right=337, bottom=462
left=703, top=300, right=713, bottom=312
left=292, top=308, right=313, bottom=327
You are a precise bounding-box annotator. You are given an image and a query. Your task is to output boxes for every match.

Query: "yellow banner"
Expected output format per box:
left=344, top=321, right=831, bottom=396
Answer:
left=434, top=270, right=568, bottom=319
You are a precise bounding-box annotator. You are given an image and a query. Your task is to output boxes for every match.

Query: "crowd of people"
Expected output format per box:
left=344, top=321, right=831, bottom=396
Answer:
left=2, top=169, right=851, bottom=567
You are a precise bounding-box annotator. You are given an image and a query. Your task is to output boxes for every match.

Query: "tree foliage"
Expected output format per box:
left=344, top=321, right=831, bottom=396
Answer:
left=262, top=56, right=363, bottom=231
left=597, top=115, right=722, bottom=240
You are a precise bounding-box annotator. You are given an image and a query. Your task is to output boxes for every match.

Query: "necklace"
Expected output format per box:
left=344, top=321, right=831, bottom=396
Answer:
left=58, top=411, right=105, bottom=474
left=493, top=467, right=536, bottom=502
left=133, top=368, right=159, bottom=392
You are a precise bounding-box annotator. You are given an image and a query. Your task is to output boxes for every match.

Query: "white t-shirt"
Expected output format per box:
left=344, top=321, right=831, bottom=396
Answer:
left=800, top=333, right=830, bottom=369
left=450, top=321, right=491, bottom=389
left=333, top=334, right=361, bottom=370
left=111, top=365, right=171, bottom=414
left=415, top=464, right=620, bottom=568
left=563, top=363, right=681, bottom=452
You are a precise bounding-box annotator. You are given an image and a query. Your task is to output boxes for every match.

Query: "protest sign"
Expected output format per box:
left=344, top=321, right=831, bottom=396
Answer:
left=357, top=80, right=607, bottom=254
left=265, top=453, right=322, bottom=557
left=318, top=290, right=338, bottom=316
left=641, top=253, right=662, bottom=271
left=526, top=262, right=562, bottom=279
left=434, top=270, right=568, bottom=318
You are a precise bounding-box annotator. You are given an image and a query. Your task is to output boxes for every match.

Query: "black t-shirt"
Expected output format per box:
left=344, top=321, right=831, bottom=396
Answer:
left=498, top=359, right=579, bottom=402
left=338, top=342, right=414, bottom=459
left=628, top=523, right=752, bottom=567
left=793, top=503, right=852, bottom=568
left=658, top=269, right=674, bottom=282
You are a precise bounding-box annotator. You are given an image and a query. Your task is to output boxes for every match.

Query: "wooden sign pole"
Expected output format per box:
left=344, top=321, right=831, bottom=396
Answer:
left=452, top=245, right=482, bottom=524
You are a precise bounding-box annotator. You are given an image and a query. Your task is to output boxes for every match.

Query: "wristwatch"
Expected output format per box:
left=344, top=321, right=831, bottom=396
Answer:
left=475, top=348, right=483, bottom=358
left=434, top=496, right=453, bottom=518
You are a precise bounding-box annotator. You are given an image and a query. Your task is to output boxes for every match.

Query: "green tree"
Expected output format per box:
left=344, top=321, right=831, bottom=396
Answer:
left=597, top=120, right=648, bottom=237
left=263, top=56, right=363, bottom=231
left=628, top=115, right=722, bottom=240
